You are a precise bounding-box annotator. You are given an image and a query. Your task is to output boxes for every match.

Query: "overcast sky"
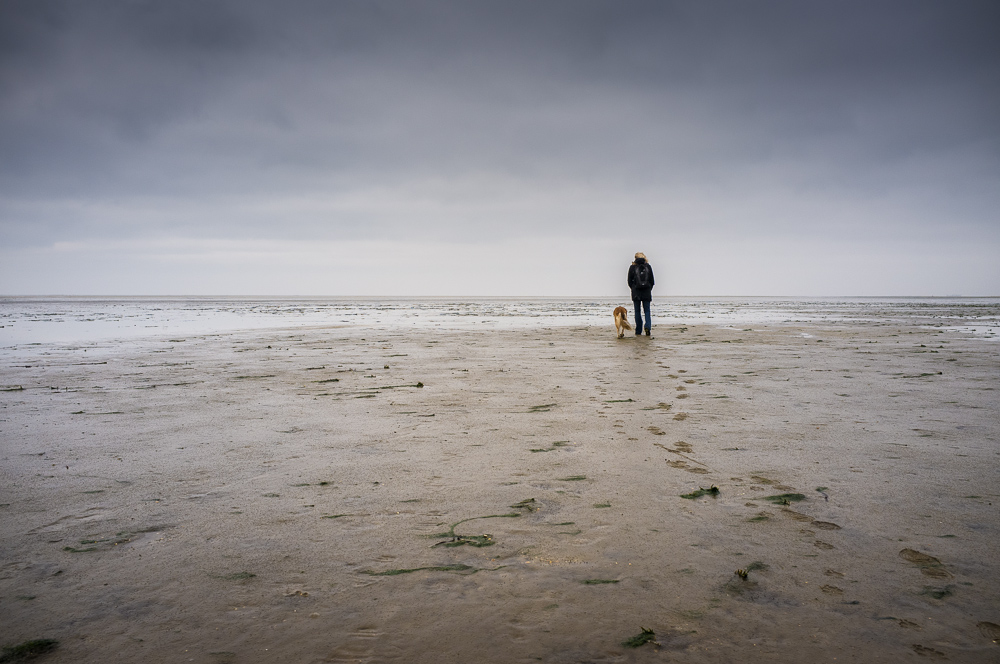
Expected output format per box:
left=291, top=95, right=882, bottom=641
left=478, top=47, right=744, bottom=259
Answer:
left=1, top=0, right=997, bottom=296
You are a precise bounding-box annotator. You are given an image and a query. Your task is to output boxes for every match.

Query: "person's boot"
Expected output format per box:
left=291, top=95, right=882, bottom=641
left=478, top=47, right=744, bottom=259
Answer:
left=645, top=329, right=650, bottom=336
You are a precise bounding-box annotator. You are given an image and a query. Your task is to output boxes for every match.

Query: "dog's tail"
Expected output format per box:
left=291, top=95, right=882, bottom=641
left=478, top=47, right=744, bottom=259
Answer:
left=618, top=314, right=633, bottom=330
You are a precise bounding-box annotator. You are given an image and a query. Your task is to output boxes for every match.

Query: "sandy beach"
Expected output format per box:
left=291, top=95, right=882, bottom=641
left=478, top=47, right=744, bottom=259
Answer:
left=2, top=308, right=999, bottom=662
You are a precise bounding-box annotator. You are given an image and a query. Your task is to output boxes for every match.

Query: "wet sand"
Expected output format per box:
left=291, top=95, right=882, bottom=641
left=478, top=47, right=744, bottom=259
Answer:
left=2, top=319, right=999, bottom=662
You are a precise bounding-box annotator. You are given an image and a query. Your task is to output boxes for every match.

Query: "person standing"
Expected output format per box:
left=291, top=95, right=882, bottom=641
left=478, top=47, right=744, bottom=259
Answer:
left=627, top=252, right=654, bottom=336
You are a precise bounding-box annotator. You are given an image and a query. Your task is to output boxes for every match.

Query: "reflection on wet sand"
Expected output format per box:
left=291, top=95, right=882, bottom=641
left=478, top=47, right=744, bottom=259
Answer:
left=1, top=300, right=999, bottom=661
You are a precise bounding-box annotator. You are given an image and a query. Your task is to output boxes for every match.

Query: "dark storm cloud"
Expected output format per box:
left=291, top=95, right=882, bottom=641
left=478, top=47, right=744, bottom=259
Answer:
left=1, top=0, right=998, bottom=246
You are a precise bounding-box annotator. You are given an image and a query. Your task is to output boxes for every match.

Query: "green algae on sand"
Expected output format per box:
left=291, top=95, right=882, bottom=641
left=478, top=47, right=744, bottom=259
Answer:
left=762, top=493, right=806, bottom=505
left=431, top=499, right=538, bottom=547
left=0, top=639, right=58, bottom=662
left=363, top=564, right=503, bottom=576
left=680, top=486, right=719, bottom=499
left=621, top=628, right=656, bottom=648
left=365, top=564, right=474, bottom=576
left=734, top=561, right=769, bottom=580
left=530, top=441, right=570, bottom=453
left=431, top=511, right=522, bottom=548
left=510, top=498, right=539, bottom=512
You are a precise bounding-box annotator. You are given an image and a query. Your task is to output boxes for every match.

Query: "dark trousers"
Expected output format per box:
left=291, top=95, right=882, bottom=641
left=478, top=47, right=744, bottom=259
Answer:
left=633, top=299, right=651, bottom=332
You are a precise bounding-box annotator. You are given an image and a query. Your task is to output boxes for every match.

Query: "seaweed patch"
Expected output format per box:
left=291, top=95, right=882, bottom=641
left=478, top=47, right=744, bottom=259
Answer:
left=363, top=564, right=502, bottom=576
left=621, top=627, right=657, bottom=648
left=510, top=498, right=539, bottom=513
left=762, top=493, right=806, bottom=505
left=431, top=512, right=521, bottom=548
left=530, top=441, right=570, bottom=453
left=680, top=486, right=719, bottom=499
left=0, top=639, right=58, bottom=662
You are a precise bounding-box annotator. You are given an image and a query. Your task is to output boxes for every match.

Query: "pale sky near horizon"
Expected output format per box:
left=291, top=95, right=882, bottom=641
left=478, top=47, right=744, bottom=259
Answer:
left=1, top=1, right=998, bottom=296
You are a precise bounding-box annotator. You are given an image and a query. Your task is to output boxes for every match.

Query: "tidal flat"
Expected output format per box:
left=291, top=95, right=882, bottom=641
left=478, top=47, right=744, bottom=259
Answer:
left=1, top=304, right=999, bottom=662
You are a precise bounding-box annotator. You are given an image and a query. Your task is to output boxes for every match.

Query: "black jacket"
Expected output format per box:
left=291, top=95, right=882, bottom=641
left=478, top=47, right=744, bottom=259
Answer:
left=627, top=258, right=654, bottom=302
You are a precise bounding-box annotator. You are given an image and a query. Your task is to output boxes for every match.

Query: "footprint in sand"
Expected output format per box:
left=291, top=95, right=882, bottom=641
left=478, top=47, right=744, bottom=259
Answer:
left=666, top=460, right=710, bottom=475
left=326, top=626, right=383, bottom=661
left=647, top=426, right=666, bottom=436
left=673, top=413, right=688, bottom=421
left=780, top=508, right=814, bottom=522
left=814, top=541, right=836, bottom=550
left=899, top=549, right=952, bottom=579
left=672, top=441, right=693, bottom=453
left=911, top=644, right=947, bottom=659
left=978, top=621, right=1000, bottom=644
left=813, top=521, right=842, bottom=530
left=820, top=585, right=843, bottom=595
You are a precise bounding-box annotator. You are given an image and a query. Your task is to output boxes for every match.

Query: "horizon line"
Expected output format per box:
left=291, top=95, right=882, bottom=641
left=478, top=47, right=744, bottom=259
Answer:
left=1, top=294, right=996, bottom=300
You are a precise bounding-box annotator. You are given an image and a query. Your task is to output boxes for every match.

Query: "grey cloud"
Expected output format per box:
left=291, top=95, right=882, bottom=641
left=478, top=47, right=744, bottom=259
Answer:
left=1, top=0, right=998, bottom=249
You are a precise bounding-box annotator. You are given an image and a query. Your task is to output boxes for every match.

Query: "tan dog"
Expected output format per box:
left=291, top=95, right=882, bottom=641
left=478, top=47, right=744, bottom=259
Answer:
left=613, top=306, right=633, bottom=338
